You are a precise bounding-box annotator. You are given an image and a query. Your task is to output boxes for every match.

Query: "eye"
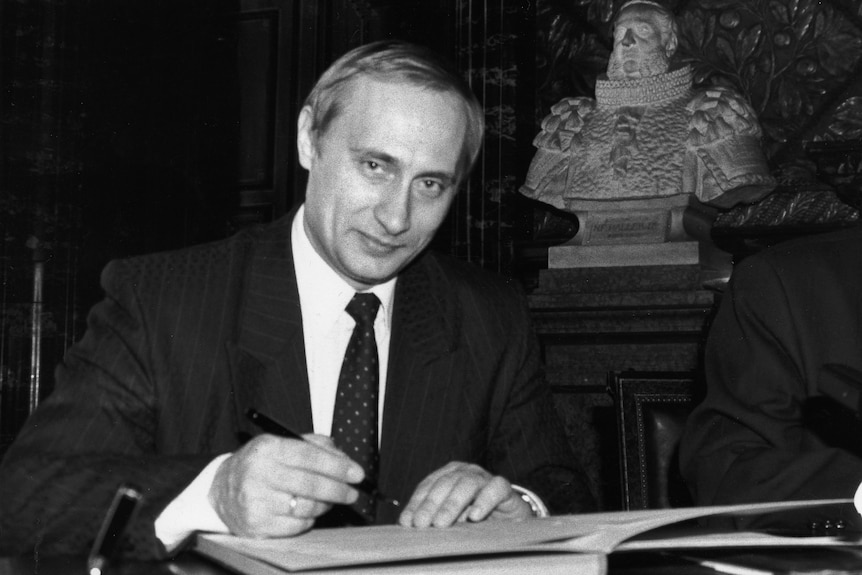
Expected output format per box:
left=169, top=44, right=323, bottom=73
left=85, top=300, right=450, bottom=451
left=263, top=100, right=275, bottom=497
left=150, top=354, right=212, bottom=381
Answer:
left=360, top=159, right=390, bottom=180
left=414, top=179, right=447, bottom=199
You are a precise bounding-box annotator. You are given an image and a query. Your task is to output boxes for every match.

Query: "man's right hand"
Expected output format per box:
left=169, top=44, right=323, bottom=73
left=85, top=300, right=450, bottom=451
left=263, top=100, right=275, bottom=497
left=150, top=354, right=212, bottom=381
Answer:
left=208, top=433, right=364, bottom=537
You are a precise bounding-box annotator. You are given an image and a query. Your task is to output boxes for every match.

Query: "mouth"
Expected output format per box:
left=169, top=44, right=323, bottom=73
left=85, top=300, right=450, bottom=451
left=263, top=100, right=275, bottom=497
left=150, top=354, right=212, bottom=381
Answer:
left=358, top=231, right=404, bottom=255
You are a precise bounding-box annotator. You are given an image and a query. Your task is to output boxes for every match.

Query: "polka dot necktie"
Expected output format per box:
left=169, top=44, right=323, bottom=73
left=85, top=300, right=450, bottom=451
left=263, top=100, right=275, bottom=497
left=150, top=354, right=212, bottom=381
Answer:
left=331, top=292, right=381, bottom=521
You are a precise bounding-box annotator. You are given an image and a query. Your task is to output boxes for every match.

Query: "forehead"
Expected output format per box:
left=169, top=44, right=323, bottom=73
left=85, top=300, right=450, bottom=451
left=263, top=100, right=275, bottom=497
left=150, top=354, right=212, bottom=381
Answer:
left=615, top=6, right=663, bottom=29
left=329, top=76, right=468, bottom=168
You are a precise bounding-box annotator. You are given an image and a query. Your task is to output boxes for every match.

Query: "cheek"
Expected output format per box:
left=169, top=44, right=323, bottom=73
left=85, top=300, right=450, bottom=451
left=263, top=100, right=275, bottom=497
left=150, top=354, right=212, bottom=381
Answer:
left=305, top=189, right=349, bottom=245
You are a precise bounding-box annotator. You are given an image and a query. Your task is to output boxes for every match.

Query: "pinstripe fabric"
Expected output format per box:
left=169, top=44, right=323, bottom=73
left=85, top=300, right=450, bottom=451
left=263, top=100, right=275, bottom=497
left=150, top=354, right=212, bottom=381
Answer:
left=0, top=211, right=594, bottom=560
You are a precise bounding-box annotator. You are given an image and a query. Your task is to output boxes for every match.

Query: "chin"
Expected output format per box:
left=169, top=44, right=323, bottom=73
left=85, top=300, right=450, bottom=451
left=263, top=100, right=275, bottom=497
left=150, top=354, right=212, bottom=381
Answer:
left=347, top=263, right=401, bottom=289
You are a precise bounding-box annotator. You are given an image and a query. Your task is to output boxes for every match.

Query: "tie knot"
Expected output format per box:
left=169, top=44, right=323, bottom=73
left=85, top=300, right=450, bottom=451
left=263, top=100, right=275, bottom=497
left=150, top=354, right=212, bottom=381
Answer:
left=346, top=293, right=380, bottom=327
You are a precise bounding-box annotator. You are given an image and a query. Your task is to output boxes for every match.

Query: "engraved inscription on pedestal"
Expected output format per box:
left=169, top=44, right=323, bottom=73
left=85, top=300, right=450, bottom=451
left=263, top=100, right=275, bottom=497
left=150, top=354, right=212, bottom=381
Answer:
left=581, top=210, right=669, bottom=245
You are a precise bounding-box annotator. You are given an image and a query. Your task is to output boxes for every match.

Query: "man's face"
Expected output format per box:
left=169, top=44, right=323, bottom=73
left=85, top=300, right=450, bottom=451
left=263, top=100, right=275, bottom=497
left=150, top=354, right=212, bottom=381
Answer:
left=607, top=5, right=671, bottom=80
left=297, top=77, right=467, bottom=291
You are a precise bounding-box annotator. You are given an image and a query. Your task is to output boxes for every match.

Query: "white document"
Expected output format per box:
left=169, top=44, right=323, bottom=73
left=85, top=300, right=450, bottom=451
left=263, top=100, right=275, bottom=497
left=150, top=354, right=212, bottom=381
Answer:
left=194, top=499, right=857, bottom=575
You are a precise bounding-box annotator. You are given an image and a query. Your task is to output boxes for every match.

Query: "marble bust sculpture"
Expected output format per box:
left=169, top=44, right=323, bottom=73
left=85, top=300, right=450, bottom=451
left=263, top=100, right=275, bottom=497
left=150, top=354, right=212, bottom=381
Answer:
left=521, top=0, right=775, bottom=223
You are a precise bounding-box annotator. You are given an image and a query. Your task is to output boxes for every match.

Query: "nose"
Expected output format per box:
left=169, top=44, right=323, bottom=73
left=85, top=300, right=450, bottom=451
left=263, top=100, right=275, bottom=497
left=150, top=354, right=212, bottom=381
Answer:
left=621, top=28, right=636, bottom=47
left=374, top=182, right=411, bottom=236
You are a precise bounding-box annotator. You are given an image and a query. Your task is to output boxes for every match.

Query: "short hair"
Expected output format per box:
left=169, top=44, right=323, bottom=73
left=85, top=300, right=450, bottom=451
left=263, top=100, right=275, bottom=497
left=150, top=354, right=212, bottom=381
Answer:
left=303, top=40, right=485, bottom=184
left=615, top=0, right=679, bottom=49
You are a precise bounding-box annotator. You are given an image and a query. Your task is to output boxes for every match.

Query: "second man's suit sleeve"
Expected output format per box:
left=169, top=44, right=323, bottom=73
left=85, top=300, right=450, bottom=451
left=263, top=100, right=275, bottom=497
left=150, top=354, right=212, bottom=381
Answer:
left=679, top=254, right=862, bottom=528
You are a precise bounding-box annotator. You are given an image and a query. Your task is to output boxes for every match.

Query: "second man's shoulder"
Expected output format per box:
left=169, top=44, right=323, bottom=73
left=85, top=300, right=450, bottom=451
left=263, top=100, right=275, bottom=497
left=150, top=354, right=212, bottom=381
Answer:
left=741, top=225, right=862, bottom=274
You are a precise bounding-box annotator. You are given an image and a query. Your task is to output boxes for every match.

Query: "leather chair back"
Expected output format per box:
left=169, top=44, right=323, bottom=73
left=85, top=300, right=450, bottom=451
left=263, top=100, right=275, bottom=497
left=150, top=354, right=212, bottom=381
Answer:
left=609, top=371, right=696, bottom=510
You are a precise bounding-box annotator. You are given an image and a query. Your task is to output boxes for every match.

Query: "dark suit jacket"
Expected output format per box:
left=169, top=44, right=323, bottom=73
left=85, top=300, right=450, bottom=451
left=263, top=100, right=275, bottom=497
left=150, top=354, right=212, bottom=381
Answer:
left=680, top=225, right=862, bottom=530
left=0, top=213, right=594, bottom=559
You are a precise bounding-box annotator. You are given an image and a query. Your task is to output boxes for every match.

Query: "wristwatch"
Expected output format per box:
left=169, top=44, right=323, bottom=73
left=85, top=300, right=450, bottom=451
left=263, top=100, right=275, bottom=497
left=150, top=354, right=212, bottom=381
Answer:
left=512, top=485, right=549, bottom=518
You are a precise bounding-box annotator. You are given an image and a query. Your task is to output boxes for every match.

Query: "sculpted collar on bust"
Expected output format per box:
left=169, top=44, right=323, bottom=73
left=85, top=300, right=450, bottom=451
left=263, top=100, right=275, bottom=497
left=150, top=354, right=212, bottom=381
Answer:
left=595, top=65, right=692, bottom=107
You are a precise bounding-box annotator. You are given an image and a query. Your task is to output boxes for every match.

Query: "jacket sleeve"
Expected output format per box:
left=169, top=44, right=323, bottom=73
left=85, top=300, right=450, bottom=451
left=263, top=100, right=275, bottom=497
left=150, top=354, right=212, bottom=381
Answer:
left=679, top=253, right=862, bottom=529
left=0, top=259, right=216, bottom=560
left=483, top=284, right=597, bottom=515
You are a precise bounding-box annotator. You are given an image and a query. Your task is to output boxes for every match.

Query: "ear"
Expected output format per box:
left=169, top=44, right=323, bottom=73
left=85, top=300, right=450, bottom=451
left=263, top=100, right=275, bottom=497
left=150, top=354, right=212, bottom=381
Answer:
left=665, top=34, right=678, bottom=58
left=297, top=105, right=315, bottom=170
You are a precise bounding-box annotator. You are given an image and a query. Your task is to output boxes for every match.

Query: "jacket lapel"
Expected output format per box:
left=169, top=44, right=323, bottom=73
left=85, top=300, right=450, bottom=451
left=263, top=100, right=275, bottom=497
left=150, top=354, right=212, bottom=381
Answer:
left=378, top=254, right=460, bottom=499
left=227, top=217, right=314, bottom=438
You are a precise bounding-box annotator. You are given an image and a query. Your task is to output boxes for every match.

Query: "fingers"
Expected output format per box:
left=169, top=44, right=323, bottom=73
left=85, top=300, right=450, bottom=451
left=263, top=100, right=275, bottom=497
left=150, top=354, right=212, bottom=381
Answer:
left=274, top=491, right=328, bottom=521
left=267, top=437, right=364, bottom=502
left=465, top=476, right=522, bottom=522
left=244, top=490, right=315, bottom=537
left=397, top=461, right=463, bottom=527
left=301, top=433, right=343, bottom=456
left=398, top=462, right=526, bottom=528
left=209, top=434, right=365, bottom=537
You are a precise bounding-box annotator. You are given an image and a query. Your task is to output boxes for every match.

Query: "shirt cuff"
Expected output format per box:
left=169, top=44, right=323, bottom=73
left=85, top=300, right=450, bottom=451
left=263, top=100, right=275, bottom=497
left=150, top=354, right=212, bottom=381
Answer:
left=511, top=484, right=549, bottom=518
left=854, top=481, right=862, bottom=517
left=155, top=453, right=232, bottom=552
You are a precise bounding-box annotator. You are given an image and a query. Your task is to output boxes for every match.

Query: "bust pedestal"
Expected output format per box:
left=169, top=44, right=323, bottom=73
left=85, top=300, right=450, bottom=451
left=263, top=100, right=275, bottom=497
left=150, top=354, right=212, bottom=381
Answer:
left=548, top=198, right=731, bottom=284
left=528, top=260, right=716, bottom=509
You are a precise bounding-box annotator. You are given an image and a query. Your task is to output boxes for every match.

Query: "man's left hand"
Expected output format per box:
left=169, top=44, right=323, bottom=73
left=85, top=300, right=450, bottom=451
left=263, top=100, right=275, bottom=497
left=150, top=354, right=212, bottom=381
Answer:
left=398, top=461, right=532, bottom=528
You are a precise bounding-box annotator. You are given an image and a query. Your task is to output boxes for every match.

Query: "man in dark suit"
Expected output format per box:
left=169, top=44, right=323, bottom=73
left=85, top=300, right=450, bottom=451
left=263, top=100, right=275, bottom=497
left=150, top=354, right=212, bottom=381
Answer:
left=0, top=41, right=594, bottom=559
left=680, top=225, right=862, bottom=530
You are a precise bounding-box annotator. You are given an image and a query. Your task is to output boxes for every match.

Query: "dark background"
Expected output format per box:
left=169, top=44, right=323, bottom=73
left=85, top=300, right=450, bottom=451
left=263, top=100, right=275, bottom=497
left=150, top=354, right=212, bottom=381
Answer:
left=2, top=0, right=861, bottom=505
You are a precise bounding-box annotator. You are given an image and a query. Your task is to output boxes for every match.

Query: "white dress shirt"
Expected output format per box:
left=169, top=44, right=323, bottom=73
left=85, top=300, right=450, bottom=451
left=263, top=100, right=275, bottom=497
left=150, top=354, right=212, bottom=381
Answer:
left=155, top=205, right=395, bottom=550
left=293, top=204, right=395, bottom=438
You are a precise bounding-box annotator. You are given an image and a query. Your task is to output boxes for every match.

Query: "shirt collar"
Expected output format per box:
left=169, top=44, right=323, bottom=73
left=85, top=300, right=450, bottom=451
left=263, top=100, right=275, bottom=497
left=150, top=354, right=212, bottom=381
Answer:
left=291, top=205, right=396, bottom=328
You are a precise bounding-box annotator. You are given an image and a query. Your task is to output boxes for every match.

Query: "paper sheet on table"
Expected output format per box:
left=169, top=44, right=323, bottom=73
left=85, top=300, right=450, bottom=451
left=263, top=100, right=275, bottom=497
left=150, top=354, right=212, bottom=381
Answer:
left=195, top=498, right=857, bottom=574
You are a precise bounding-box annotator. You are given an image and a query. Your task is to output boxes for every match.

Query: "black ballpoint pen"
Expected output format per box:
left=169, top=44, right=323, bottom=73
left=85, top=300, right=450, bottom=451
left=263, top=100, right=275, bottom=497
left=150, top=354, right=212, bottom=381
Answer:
left=245, top=408, right=399, bottom=507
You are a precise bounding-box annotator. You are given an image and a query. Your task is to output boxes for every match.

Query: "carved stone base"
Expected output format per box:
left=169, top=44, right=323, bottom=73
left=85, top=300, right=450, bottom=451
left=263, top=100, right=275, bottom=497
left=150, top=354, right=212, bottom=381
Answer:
left=535, top=264, right=703, bottom=294
left=549, top=241, right=700, bottom=269
left=547, top=236, right=732, bottom=287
